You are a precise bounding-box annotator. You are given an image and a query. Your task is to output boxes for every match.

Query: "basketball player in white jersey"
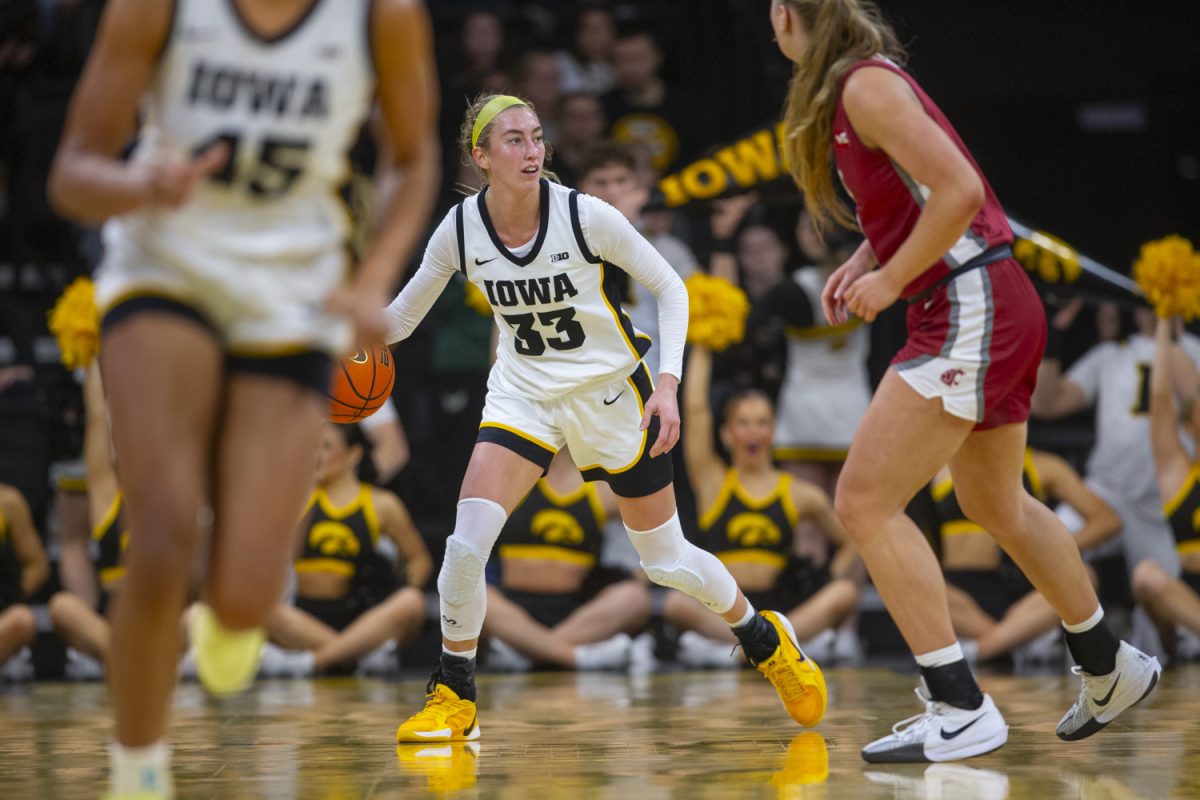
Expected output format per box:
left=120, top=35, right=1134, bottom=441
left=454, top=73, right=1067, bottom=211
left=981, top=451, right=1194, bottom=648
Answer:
left=48, top=1, right=438, bottom=796
left=1033, top=304, right=1200, bottom=582
left=386, top=93, right=826, bottom=745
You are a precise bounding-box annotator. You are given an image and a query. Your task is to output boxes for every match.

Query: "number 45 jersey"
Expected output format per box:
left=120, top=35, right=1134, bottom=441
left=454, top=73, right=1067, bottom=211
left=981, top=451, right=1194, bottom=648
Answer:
left=96, top=0, right=372, bottom=355
left=459, top=180, right=654, bottom=402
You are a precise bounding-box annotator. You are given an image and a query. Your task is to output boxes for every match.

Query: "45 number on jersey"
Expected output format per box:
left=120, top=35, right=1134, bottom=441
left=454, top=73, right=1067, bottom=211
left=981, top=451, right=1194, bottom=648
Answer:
left=196, top=131, right=311, bottom=199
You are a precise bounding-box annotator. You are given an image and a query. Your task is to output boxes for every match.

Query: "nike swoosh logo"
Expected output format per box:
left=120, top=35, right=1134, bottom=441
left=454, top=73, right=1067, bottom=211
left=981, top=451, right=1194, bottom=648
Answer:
left=462, top=715, right=477, bottom=737
left=474, top=257, right=497, bottom=265
left=940, top=713, right=986, bottom=740
left=603, top=390, right=625, bottom=406
left=1094, top=673, right=1121, bottom=707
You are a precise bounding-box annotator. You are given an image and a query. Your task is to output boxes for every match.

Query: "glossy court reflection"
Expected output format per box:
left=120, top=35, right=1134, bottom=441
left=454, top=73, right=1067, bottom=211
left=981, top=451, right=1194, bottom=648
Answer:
left=0, top=665, right=1193, bottom=798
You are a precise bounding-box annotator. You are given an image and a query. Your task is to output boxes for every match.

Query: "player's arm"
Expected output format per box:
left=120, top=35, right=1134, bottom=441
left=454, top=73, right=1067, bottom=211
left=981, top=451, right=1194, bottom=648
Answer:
left=376, top=490, right=432, bottom=589
left=47, top=0, right=226, bottom=222
left=838, top=67, right=984, bottom=322
left=681, top=346, right=727, bottom=504
left=0, top=486, right=49, bottom=597
left=382, top=210, right=460, bottom=343
left=583, top=197, right=687, bottom=456
left=351, top=0, right=440, bottom=307
left=1149, top=317, right=1192, bottom=502
left=1033, top=451, right=1121, bottom=552
left=793, top=480, right=858, bottom=579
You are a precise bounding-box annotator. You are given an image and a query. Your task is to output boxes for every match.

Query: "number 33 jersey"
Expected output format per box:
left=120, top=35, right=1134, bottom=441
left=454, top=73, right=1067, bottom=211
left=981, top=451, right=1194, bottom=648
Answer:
left=459, top=180, right=657, bottom=401
left=105, top=0, right=373, bottom=271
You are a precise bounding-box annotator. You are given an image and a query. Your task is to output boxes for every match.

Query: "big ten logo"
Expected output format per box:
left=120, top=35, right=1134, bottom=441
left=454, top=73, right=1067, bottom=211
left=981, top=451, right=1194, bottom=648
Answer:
left=309, top=521, right=360, bottom=558
left=658, top=123, right=791, bottom=208
left=530, top=509, right=585, bottom=547
left=726, top=512, right=782, bottom=549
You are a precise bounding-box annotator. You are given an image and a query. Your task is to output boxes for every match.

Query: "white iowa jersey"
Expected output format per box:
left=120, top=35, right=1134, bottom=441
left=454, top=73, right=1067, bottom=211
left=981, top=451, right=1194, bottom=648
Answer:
left=104, top=0, right=374, bottom=269
left=783, top=267, right=869, bottom=379
left=1068, top=332, right=1200, bottom=504
left=459, top=180, right=651, bottom=401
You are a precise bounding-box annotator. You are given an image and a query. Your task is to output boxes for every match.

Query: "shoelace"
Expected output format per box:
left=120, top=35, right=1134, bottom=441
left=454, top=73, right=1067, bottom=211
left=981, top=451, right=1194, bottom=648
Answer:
left=763, top=658, right=809, bottom=699
left=889, top=688, right=945, bottom=737
left=412, top=687, right=453, bottom=724
left=1067, top=665, right=1106, bottom=710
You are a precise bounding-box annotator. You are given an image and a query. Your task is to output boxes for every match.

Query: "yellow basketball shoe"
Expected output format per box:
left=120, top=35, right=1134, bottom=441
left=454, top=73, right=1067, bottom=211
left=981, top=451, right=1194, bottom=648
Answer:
left=753, top=610, right=827, bottom=726
left=395, top=742, right=481, bottom=793
left=190, top=603, right=266, bottom=698
left=397, top=682, right=481, bottom=744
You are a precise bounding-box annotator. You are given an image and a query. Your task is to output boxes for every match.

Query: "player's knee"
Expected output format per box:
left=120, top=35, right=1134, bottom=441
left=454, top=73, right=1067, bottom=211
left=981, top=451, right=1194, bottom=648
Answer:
left=1131, top=559, right=1171, bottom=602
left=3, top=605, right=37, bottom=645
left=438, top=537, right=488, bottom=605
left=833, top=489, right=881, bottom=544
left=207, top=584, right=275, bottom=631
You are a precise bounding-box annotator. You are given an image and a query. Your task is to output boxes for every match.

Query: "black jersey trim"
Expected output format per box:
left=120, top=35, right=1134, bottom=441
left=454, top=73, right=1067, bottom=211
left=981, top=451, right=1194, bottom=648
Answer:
left=101, top=294, right=217, bottom=337
left=455, top=201, right=467, bottom=275
left=226, top=0, right=324, bottom=45
left=227, top=351, right=332, bottom=396
left=477, top=425, right=556, bottom=471
left=568, top=190, right=602, bottom=264
left=601, top=262, right=651, bottom=359
left=477, top=179, right=550, bottom=267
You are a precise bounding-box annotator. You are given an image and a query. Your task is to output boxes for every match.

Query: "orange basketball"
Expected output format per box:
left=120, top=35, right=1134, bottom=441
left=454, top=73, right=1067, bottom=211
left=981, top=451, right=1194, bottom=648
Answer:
left=327, top=342, right=395, bottom=423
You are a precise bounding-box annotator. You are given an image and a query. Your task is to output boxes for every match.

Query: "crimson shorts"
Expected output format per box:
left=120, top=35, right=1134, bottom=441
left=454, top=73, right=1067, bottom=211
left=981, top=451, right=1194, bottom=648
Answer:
left=892, top=259, right=1045, bottom=431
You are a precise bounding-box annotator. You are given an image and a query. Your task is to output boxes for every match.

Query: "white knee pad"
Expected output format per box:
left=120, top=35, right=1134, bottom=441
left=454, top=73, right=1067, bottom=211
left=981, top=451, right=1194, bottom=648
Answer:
left=437, top=497, right=508, bottom=641
left=626, top=512, right=738, bottom=614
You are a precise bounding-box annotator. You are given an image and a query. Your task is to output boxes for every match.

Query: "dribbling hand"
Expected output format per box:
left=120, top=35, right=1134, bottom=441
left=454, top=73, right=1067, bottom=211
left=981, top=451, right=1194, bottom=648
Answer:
left=821, top=253, right=872, bottom=325
left=140, top=142, right=230, bottom=209
left=641, top=375, right=681, bottom=458
left=842, top=269, right=901, bottom=323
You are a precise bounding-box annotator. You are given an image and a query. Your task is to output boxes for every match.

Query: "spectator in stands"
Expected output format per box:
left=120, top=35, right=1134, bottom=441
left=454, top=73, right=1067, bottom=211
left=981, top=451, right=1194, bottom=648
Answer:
left=932, top=450, right=1120, bottom=665
left=263, top=424, right=431, bottom=676
left=515, top=50, right=563, bottom=143
left=0, top=481, right=48, bottom=680
left=575, top=142, right=698, bottom=377
left=553, top=92, right=608, bottom=188
left=669, top=345, right=857, bottom=667
left=1131, top=316, right=1200, bottom=660
left=1032, top=303, right=1200, bottom=598
left=602, top=28, right=699, bottom=173
left=554, top=2, right=617, bottom=95
left=482, top=449, right=651, bottom=671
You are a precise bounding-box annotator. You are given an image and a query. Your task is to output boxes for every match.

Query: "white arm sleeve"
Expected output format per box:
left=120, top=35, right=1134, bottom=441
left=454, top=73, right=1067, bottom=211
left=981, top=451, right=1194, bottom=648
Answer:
left=383, top=210, right=460, bottom=344
left=580, top=196, right=688, bottom=381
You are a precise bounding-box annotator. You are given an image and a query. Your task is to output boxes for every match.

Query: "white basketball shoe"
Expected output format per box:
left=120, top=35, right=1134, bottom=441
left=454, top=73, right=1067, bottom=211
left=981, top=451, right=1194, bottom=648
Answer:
left=861, top=681, right=1008, bottom=763
left=1056, top=640, right=1160, bottom=741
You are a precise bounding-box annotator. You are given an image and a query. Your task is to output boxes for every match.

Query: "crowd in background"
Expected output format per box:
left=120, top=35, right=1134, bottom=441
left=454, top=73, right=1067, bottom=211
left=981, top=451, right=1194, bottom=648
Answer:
left=1, top=1, right=1199, bottom=680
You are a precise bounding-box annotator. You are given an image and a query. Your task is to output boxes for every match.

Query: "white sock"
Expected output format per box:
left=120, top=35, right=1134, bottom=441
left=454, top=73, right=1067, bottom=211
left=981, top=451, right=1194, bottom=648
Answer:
left=915, top=642, right=965, bottom=669
left=1062, top=605, right=1104, bottom=634
left=110, top=740, right=172, bottom=796
left=443, top=645, right=477, bottom=661
left=729, top=602, right=757, bottom=629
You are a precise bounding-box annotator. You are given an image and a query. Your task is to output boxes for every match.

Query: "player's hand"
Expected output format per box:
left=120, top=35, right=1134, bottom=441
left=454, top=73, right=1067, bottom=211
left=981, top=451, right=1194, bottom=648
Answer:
left=326, top=282, right=389, bottom=351
left=822, top=252, right=872, bottom=324
left=842, top=268, right=901, bottom=323
left=641, top=375, right=681, bottom=458
left=139, top=142, right=230, bottom=209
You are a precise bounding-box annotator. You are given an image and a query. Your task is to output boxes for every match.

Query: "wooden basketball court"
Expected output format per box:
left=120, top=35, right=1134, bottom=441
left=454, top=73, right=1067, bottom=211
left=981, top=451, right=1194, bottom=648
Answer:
left=0, top=665, right=1193, bottom=798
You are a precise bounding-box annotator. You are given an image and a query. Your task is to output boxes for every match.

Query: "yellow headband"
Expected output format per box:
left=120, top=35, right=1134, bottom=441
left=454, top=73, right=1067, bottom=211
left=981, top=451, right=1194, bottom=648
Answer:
left=471, top=95, right=528, bottom=149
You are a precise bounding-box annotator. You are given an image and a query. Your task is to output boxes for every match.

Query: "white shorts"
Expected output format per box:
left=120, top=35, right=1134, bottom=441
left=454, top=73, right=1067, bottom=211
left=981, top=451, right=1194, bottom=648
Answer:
left=773, top=375, right=869, bottom=460
left=478, top=362, right=673, bottom=498
left=95, top=231, right=352, bottom=359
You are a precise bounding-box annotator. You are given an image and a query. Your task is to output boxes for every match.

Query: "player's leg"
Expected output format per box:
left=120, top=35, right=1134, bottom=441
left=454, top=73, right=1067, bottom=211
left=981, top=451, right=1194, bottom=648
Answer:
left=951, top=423, right=1160, bottom=740
left=398, top=441, right=545, bottom=744
left=100, top=310, right=223, bottom=797
left=198, top=364, right=327, bottom=696
left=553, top=578, right=651, bottom=644
left=312, top=586, right=425, bottom=670
left=662, top=590, right=738, bottom=642
left=49, top=591, right=111, bottom=662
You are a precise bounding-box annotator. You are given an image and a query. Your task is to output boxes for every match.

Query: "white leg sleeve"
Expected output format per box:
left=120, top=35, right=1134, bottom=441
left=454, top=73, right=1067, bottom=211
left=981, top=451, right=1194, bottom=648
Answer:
left=438, top=497, right=508, bottom=642
left=625, top=512, right=738, bottom=615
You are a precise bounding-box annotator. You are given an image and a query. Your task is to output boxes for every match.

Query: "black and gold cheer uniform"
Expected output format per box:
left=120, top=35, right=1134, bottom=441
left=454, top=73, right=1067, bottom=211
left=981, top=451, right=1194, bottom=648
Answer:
left=932, top=449, right=1043, bottom=620
left=1163, top=465, right=1200, bottom=595
left=694, top=470, right=829, bottom=612
left=294, top=484, right=401, bottom=631
left=495, top=479, right=628, bottom=629
left=91, top=493, right=130, bottom=614
left=0, top=505, right=21, bottom=611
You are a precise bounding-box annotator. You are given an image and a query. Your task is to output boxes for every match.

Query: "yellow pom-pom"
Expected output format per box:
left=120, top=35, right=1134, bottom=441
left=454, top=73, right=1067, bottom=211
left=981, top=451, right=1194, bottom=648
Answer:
left=685, top=273, right=750, bottom=352
left=47, top=277, right=100, bottom=369
left=463, top=280, right=492, bottom=317
left=1133, top=235, right=1200, bottom=321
